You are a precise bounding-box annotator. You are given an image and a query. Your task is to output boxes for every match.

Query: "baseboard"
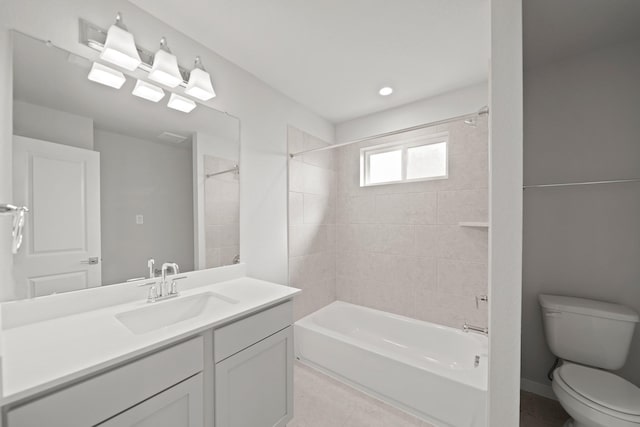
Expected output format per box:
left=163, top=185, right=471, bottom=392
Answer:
left=521, top=378, right=556, bottom=401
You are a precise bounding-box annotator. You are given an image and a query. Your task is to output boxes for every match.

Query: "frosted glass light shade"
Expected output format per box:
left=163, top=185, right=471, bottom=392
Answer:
left=149, top=49, right=182, bottom=88
left=185, top=68, right=216, bottom=101
left=100, top=24, right=141, bottom=71
left=167, top=93, right=196, bottom=113
left=132, top=80, right=165, bottom=102
left=88, top=62, right=126, bottom=89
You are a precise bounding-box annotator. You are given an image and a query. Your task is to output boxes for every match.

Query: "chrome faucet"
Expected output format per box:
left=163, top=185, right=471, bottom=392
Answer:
left=463, top=322, right=488, bottom=335
left=160, top=262, right=180, bottom=298
left=475, top=294, right=488, bottom=308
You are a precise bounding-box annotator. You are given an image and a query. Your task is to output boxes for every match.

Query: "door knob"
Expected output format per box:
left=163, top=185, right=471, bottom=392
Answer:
left=80, top=257, right=100, bottom=265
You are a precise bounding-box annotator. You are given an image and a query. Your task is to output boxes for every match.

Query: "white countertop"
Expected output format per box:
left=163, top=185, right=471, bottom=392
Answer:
left=1, top=277, right=300, bottom=405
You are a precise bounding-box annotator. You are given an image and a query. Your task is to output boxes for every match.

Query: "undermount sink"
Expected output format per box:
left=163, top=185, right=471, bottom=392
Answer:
left=115, top=291, right=239, bottom=334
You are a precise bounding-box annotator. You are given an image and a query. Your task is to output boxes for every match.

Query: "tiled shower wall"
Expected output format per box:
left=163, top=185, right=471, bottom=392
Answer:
left=335, top=117, right=489, bottom=327
left=288, top=127, right=337, bottom=320
left=288, top=117, right=488, bottom=327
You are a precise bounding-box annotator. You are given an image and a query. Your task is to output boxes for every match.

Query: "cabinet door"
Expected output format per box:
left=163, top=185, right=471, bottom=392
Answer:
left=215, top=327, right=293, bottom=427
left=97, top=374, right=203, bottom=427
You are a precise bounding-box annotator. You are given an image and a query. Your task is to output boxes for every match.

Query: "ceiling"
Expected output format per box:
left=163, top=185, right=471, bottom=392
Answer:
left=13, top=32, right=238, bottom=145
left=129, top=0, right=490, bottom=123
left=524, top=0, right=640, bottom=69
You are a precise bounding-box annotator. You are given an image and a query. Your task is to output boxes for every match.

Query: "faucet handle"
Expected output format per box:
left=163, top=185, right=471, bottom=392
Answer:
left=170, top=276, right=187, bottom=295
left=147, top=285, right=158, bottom=303
left=147, top=258, right=155, bottom=278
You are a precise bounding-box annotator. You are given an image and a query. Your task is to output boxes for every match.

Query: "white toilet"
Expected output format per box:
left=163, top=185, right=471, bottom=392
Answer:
left=539, top=294, right=640, bottom=427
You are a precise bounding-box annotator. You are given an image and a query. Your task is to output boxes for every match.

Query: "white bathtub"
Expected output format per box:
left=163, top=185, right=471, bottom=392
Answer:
left=294, top=301, right=488, bottom=427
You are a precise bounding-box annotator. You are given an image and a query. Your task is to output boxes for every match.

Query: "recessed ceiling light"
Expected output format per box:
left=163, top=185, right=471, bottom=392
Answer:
left=379, top=87, right=393, bottom=96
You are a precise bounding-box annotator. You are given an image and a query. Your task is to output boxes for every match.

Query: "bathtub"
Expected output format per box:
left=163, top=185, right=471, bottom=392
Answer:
left=294, top=301, right=488, bottom=427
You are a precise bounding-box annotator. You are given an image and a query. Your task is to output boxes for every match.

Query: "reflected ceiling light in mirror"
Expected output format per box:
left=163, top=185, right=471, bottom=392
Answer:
left=132, top=79, right=165, bottom=102
left=379, top=86, right=393, bottom=96
left=185, top=57, right=216, bottom=101
left=87, top=62, right=126, bottom=89
left=167, top=93, right=197, bottom=113
left=149, top=37, right=182, bottom=88
left=100, top=12, right=141, bottom=71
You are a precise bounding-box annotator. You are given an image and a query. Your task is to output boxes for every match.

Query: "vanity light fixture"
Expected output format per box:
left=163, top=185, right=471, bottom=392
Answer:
left=132, top=79, right=165, bottom=102
left=185, top=57, right=216, bottom=101
left=100, top=12, right=142, bottom=71
left=87, top=62, right=126, bottom=89
left=167, top=93, right=197, bottom=113
left=149, top=37, right=183, bottom=88
left=379, top=86, right=393, bottom=96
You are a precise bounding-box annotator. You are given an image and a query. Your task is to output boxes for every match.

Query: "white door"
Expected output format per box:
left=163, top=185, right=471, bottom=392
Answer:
left=13, top=135, right=101, bottom=298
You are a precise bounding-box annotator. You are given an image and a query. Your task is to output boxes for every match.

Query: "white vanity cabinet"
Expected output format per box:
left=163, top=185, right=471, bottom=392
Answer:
left=214, top=301, right=294, bottom=427
left=6, top=337, right=205, bottom=427
left=3, top=299, right=295, bottom=427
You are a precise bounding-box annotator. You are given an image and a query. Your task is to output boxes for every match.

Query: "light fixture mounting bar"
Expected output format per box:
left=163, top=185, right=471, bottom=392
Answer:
left=78, top=18, right=191, bottom=87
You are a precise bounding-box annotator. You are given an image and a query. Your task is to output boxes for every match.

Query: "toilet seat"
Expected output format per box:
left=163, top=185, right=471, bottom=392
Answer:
left=554, top=364, right=640, bottom=424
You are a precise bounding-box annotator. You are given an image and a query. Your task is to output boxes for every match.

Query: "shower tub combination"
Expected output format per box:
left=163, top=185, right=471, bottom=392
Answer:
left=294, top=301, right=488, bottom=427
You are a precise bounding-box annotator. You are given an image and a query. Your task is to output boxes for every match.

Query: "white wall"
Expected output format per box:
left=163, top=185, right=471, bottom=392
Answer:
left=13, top=101, right=94, bottom=150
left=487, top=0, right=523, bottom=425
left=522, top=38, right=640, bottom=390
left=0, top=0, right=334, bottom=292
left=336, top=83, right=487, bottom=142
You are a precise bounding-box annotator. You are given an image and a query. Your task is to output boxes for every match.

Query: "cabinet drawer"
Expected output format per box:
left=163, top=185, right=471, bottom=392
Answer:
left=97, top=373, right=204, bottom=427
left=7, top=337, right=204, bottom=427
left=214, top=301, right=292, bottom=362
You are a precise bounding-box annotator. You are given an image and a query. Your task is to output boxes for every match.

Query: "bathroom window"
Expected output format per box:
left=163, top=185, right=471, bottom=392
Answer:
left=360, top=132, right=448, bottom=186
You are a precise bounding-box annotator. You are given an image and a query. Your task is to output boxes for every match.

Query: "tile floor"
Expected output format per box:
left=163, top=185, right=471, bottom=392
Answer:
left=287, top=363, right=434, bottom=427
left=520, top=390, right=569, bottom=427
left=288, top=363, right=570, bottom=427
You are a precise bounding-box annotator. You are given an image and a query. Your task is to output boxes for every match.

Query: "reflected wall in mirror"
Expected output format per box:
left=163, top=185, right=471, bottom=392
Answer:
left=10, top=31, right=240, bottom=300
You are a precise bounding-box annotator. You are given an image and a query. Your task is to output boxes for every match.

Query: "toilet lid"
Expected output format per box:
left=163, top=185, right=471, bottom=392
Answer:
left=558, top=363, right=640, bottom=415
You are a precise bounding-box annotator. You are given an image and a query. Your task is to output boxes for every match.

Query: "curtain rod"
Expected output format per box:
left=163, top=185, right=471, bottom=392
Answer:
left=523, top=178, right=640, bottom=189
left=206, top=165, right=239, bottom=178
left=289, top=106, right=489, bottom=159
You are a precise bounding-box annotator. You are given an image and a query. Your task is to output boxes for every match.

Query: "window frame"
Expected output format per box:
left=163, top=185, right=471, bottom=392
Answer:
left=360, top=131, right=449, bottom=187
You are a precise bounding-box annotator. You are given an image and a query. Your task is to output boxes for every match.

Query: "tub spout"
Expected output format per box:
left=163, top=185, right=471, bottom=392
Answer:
left=463, top=322, right=488, bottom=335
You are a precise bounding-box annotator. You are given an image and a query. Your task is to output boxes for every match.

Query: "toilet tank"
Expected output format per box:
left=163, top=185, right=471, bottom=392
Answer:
left=539, top=294, right=639, bottom=370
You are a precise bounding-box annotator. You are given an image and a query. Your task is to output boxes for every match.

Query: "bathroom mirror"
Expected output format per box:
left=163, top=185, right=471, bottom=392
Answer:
left=9, top=31, right=240, bottom=300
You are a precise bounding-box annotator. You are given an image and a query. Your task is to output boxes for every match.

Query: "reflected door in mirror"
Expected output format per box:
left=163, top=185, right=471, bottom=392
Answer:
left=13, top=136, right=102, bottom=298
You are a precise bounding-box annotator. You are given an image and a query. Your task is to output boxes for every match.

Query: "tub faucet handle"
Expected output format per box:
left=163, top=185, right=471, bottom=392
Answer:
left=475, top=295, right=488, bottom=309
